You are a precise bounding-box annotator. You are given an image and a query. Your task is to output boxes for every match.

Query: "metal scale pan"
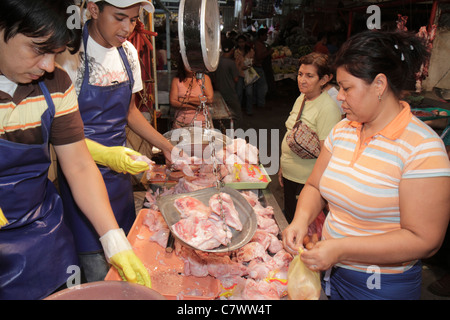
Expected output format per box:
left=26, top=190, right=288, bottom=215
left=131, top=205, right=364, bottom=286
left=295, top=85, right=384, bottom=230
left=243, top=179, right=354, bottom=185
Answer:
left=157, top=187, right=257, bottom=253
left=163, top=126, right=232, bottom=158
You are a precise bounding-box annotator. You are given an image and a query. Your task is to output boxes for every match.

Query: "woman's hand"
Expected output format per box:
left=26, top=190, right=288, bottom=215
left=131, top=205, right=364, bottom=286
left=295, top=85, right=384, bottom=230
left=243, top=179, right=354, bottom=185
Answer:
left=278, top=168, right=284, bottom=187
left=300, top=239, right=341, bottom=271
left=282, top=222, right=307, bottom=255
left=177, top=98, right=198, bottom=110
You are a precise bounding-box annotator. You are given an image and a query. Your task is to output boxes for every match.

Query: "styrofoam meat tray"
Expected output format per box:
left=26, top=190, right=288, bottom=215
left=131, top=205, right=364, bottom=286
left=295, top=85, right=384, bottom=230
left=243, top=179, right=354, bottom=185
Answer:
left=104, top=209, right=221, bottom=300
left=156, top=186, right=257, bottom=253
left=225, top=164, right=272, bottom=190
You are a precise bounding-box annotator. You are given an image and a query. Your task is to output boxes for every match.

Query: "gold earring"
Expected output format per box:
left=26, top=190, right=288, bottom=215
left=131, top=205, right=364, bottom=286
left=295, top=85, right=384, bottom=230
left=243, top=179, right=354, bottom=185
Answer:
left=378, top=93, right=382, bottom=101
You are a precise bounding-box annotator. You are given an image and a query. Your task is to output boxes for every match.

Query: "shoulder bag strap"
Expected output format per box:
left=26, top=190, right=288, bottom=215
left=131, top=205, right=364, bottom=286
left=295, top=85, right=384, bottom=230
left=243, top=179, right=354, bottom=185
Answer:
left=294, top=95, right=307, bottom=123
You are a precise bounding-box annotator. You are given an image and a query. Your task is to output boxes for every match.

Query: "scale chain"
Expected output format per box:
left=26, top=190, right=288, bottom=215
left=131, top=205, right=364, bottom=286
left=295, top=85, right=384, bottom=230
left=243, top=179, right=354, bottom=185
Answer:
left=194, top=73, right=230, bottom=248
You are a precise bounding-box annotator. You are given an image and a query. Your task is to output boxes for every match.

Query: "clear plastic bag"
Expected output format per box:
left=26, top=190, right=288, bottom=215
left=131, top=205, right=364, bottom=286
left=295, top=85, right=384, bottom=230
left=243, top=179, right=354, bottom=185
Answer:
left=287, top=249, right=321, bottom=300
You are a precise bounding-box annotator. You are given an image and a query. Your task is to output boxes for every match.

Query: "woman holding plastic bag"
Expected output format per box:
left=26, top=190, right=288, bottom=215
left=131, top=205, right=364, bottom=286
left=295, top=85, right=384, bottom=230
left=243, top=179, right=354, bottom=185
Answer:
left=282, top=30, right=450, bottom=300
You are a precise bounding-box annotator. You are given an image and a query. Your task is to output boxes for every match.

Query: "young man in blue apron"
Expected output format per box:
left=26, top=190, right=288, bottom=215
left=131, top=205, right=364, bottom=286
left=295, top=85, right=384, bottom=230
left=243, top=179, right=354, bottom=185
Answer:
left=58, top=0, right=175, bottom=282
left=0, top=0, right=151, bottom=300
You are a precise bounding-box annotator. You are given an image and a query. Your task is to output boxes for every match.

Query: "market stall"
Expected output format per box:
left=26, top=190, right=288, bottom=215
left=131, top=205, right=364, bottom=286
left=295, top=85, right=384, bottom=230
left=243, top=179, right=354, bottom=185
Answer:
left=102, top=0, right=322, bottom=300
left=104, top=181, right=296, bottom=300
left=271, top=45, right=311, bottom=81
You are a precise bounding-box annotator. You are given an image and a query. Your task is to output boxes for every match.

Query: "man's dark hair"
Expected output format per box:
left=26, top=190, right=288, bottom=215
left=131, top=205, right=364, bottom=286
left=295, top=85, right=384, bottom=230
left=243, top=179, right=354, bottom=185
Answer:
left=0, top=0, right=81, bottom=54
left=93, top=1, right=111, bottom=12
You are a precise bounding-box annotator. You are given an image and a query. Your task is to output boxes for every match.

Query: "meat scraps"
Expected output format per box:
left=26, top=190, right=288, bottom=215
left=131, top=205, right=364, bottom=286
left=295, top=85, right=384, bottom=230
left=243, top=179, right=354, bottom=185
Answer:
left=209, top=193, right=243, bottom=231
left=143, top=183, right=297, bottom=300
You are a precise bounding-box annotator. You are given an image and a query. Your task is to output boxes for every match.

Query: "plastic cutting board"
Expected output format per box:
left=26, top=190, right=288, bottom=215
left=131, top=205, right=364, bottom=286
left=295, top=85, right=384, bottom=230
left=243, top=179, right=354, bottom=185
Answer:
left=104, top=209, right=220, bottom=300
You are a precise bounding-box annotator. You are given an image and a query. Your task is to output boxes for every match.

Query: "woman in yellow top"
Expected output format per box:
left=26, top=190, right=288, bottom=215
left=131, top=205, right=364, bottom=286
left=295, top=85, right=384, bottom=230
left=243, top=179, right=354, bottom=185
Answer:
left=278, top=53, right=341, bottom=223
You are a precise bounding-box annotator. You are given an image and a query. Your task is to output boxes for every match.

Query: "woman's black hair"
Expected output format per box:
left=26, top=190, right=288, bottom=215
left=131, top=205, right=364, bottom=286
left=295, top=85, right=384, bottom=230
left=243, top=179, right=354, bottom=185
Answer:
left=175, top=51, right=188, bottom=82
left=333, top=30, right=429, bottom=98
left=236, top=34, right=252, bottom=56
left=0, top=0, right=81, bottom=54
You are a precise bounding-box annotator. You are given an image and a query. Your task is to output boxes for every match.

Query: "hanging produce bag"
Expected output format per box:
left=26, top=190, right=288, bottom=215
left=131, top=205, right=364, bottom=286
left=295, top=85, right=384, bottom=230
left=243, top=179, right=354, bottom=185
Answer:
left=244, top=67, right=260, bottom=86
left=287, top=248, right=321, bottom=300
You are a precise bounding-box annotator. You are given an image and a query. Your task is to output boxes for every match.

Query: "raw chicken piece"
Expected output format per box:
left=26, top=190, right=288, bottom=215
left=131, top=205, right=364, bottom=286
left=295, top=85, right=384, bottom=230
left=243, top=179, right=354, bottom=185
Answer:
left=209, top=193, right=243, bottom=231
left=236, top=142, right=258, bottom=164
left=130, top=154, right=155, bottom=170
left=250, top=230, right=272, bottom=250
left=174, top=196, right=211, bottom=219
left=253, top=205, right=275, bottom=218
left=271, top=249, right=294, bottom=269
left=241, top=279, right=280, bottom=300
left=235, top=242, right=270, bottom=263
left=179, top=177, right=214, bottom=192
left=179, top=248, right=247, bottom=279
left=226, top=138, right=247, bottom=155
left=268, top=233, right=283, bottom=254
left=149, top=228, right=170, bottom=248
left=240, top=191, right=274, bottom=217
left=179, top=246, right=209, bottom=277
left=247, top=260, right=271, bottom=280
left=240, top=190, right=259, bottom=207
left=143, top=209, right=167, bottom=232
left=145, top=164, right=165, bottom=181
left=171, top=215, right=231, bottom=250
left=205, top=255, right=248, bottom=279
left=218, top=275, right=248, bottom=299
left=256, top=215, right=279, bottom=235
left=208, top=218, right=233, bottom=246
left=224, top=138, right=259, bottom=164
left=171, top=156, right=202, bottom=177
left=185, top=173, right=218, bottom=187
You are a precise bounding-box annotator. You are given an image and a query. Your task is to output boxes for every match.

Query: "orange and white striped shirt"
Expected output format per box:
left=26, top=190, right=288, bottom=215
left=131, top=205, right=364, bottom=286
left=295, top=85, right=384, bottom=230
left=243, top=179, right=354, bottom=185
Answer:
left=320, top=102, right=450, bottom=273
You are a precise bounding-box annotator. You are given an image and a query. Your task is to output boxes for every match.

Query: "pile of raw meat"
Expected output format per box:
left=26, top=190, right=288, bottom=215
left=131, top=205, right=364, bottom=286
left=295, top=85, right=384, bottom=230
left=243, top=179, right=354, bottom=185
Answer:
left=171, top=193, right=242, bottom=250
left=144, top=186, right=294, bottom=300
left=145, top=138, right=264, bottom=186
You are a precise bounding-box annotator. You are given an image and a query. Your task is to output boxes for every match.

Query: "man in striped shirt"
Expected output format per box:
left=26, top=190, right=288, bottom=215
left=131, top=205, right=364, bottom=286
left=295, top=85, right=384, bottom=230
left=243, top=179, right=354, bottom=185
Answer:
left=0, top=0, right=150, bottom=300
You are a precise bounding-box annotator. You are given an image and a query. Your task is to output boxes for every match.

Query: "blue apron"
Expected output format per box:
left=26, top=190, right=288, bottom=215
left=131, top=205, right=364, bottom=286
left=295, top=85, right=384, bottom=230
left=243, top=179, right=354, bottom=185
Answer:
left=0, top=81, right=78, bottom=300
left=58, top=21, right=135, bottom=253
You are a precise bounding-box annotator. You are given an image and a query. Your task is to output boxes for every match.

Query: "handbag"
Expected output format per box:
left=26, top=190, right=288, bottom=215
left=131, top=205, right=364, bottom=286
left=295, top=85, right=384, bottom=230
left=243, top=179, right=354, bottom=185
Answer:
left=286, top=96, right=321, bottom=159
left=244, top=67, right=260, bottom=86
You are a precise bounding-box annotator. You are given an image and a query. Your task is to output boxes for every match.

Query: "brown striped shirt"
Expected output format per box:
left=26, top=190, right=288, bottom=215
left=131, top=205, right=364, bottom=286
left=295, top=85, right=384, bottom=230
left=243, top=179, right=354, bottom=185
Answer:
left=0, top=66, right=84, bottom=145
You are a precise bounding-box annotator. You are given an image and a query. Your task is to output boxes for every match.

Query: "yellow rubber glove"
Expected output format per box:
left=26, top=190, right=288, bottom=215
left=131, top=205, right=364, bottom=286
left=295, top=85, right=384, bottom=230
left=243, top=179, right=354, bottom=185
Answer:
left=85, top=139, right=150, bottom=175
left=0, top=208, right=8, bottom=229
left=100, top=228, right=152, bottom=288
left=110, top=250, right=152, bottom=288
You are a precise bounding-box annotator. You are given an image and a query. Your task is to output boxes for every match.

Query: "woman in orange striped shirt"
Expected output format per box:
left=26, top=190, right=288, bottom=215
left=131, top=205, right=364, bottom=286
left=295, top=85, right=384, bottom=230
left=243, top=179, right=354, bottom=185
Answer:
left=282, top=30, right=450, bottom=300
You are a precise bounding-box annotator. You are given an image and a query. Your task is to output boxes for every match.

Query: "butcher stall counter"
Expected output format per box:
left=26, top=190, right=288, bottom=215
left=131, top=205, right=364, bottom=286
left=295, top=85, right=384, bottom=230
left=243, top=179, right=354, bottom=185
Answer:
left=105, top=182, right=297, bottom=300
